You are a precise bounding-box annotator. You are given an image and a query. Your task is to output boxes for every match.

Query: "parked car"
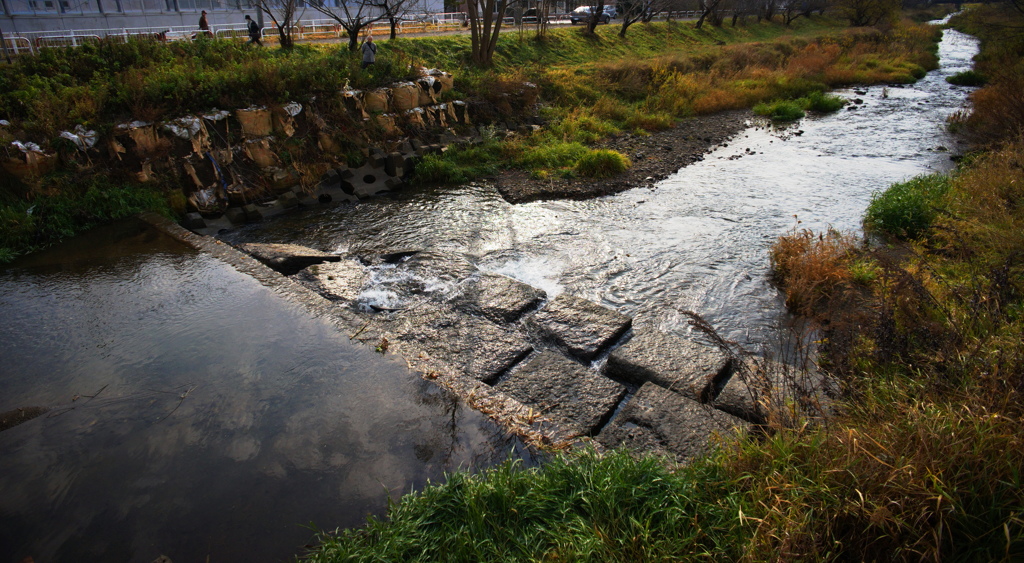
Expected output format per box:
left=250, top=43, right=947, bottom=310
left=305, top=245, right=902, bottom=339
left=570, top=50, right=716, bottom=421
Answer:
left=569, top=5, right=616, bottom=24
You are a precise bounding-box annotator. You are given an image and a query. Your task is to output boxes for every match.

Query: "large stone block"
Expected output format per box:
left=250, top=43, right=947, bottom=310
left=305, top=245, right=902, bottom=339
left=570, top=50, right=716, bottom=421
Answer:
left=524, top=294, right=632, bottom=362
left=497, top=351, right=627, bottom=438
left=236, top=242, right=341, bottom=276
left=389, top=308, right=533, bottom=384
left=455, top=273, right=546, bottom=324
left=597, top=382, right=748, bottom=462
left=606, top=330, right=732, bottom=402
left=712, top=357, right=837, bottom=424
left=294, top=260, right=369, bottom=304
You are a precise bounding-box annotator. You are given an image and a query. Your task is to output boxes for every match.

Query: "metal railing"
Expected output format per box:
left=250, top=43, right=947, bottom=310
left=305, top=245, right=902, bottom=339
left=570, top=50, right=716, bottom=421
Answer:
left=1, top=10, right=714, bottom=55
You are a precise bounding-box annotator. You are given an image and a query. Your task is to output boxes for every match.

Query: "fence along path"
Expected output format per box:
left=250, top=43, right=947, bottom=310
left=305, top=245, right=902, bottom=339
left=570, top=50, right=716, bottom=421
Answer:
left=1, top=12, right=475, bottom=55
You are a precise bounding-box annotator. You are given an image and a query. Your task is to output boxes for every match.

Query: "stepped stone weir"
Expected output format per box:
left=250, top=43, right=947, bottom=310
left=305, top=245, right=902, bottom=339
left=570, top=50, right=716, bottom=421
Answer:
left=497, top=351, right=627, bottom=438
left=597, top=382, right=749, bottom=462
left=223, top=241, right=749, bottom=457
left=606, top=330, right=734, bottom=403
left=524, top=294, right=633, bottom=362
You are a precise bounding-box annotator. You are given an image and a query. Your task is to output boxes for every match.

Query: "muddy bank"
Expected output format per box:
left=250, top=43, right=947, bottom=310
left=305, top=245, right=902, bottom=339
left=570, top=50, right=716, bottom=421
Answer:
left=495, top=110, right=753, bottom=203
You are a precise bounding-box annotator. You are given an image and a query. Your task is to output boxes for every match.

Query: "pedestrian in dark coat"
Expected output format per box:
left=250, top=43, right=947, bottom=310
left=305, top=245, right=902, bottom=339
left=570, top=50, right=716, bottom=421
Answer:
left=245, top=15, right=263, bottom=46
left=198, top=10, right=212, bottom=38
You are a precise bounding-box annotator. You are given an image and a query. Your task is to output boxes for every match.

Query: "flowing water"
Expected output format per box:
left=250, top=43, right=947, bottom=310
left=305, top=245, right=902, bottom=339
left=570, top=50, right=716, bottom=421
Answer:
left=0, top=27, right=977, bottom=563
left=222, top=29, right=978, bottom=349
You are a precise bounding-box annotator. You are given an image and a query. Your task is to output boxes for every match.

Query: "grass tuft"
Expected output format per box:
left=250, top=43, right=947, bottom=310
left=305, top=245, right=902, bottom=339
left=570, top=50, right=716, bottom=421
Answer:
left=574, top=149, right=632, bottom=178
left=863, top=173, right=951, bottom=240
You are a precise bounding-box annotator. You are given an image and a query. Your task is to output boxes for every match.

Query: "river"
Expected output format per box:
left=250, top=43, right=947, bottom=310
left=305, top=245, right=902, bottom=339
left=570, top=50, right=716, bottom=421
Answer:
left=0, top=26, right=977, bottom=563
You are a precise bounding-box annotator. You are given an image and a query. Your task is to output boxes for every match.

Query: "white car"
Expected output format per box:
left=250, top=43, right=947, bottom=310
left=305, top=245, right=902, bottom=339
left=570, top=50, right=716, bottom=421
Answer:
left=569, top=5, right=616, bottom=25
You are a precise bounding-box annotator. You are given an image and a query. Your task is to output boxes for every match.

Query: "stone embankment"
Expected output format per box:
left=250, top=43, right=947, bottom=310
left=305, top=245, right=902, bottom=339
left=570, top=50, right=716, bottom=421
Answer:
left=206, top=239, right=832, bottom=461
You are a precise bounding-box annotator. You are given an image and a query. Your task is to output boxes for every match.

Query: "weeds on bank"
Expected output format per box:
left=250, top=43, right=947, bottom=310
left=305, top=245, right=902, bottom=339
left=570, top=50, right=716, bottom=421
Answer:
left=863, top=173, right=951, bottom=240
left=0, top=173, right=174, bottom=261
left=302, top=448, right=751, bottom=562
left=761, top=139, right=1024, bottom=560
left=949, top=6, right=1024, bottom=146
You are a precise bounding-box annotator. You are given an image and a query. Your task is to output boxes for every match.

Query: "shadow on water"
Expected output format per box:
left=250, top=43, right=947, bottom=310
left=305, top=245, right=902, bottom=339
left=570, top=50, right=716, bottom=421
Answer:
left=0, top=218, right=532, bottom=563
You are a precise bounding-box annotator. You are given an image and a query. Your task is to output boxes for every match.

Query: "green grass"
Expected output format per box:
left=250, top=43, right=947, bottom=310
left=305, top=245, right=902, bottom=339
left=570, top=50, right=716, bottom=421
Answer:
left=754, top=99, right=807, bottom=121
left=754, top=91, right=846, bottom=121
left=946, top=69, right=988, bottom=87
left=863, top=173, right=951, bottom=239
left=0, top=174, right=173, bottom=262
left=301, top=448, right=751, bottom=562
left=804, top=90, right=847, bottom=112
left=574, top=148, right=631, bottom=178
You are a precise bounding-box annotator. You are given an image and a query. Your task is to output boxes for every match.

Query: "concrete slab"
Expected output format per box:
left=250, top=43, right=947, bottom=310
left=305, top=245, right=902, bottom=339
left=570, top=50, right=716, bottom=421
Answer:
left=294, top=260, right=369, bottom=304
left=496, top=350, right=627, bottom=437
left=712, top=357, right=837, bottom=424
left=597, top=382, right=748, bottom=462
left=606, top=330, right=733, bottom=402
left=388, top=308, right=533, bottom=384
left=455, top=272, right=546, bottom=324
left=236, top=242, right=341, bottom=275
left=524, top=294, right=632, bottom=362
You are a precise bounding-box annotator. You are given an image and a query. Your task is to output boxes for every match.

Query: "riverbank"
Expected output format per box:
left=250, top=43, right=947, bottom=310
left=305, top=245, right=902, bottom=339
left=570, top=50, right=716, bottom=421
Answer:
left=496, top=110, right=753, bottom=203
left=300, top=7, right=1024, bottom=562
left=2, top=15, right=943, bottom=262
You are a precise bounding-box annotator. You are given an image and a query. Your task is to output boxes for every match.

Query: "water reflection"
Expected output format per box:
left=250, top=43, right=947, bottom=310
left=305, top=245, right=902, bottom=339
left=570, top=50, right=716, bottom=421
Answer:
left=0, top=218, right=528, bottom=563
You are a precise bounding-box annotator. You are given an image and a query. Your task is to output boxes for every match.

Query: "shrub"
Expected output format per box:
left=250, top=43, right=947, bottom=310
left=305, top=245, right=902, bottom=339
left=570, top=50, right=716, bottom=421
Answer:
left=946, top=70, right=987, bottom=87
left=863, top=173, right=951, bottom=239
left=518, top=141, right=589, bottom=169
left=0, top=175, right=171, bottom=263
left=753, top=99, right=806, bottom=121
left=803, top=90, right=846, bottom=112
left=769, top=227, right=859, bottom=315
left=411, top=154, right=468, bottom=184
left=574, top=149, right=631, bottom=178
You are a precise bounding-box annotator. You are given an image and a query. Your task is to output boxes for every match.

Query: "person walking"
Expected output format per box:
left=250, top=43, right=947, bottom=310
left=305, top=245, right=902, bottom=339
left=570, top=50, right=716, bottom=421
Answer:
left=360, top=35, right=377, bottom=69
left=197, top=10, right=212, bottom=38
left=245, top=14, right=263, bottom=46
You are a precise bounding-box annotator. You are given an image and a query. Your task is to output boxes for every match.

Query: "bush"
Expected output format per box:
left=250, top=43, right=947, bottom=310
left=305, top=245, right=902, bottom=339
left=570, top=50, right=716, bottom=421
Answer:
left=804, top=90, right=846, bottom=113
left=0, top=175, right=171, bottom=263
left=863, top=173, right=951, bottom=239
left=574, top=149, right=631, bottom=178
left=302, top=449, right=747, bottom=562
left=946, top=70, right=987, bottom=87
left=411, top=154, right=469, bottom=184
left=753, top=99, right=806, bottom=121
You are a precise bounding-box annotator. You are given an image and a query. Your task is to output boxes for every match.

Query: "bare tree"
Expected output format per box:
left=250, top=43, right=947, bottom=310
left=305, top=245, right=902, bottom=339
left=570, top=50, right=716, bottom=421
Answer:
left=377, top=0, right=412, bottom=40
left=695, top=0, right=725, bottom=28
left=728, top=0, right=758, bottom=25
left=253, top=0, right=304, bottom=49
left=465, top=0, right=510, bottom=66
left=758, top=0, right=779, bottom=21
left=585, top=0, right=606, bottom=33
left=835, top=0, right=899, bottom=25
left=617, top=0, right=650, bottom=37
left=780, top=0, right=804, bottom=24
left=311, top=0, right=389, bottom=51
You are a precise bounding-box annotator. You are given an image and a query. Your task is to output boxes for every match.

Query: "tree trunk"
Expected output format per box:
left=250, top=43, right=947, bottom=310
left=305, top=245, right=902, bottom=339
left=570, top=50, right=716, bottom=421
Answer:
left=389, top=16, right=399, bottom=39
left=586, top=0, right=605, bottom=33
